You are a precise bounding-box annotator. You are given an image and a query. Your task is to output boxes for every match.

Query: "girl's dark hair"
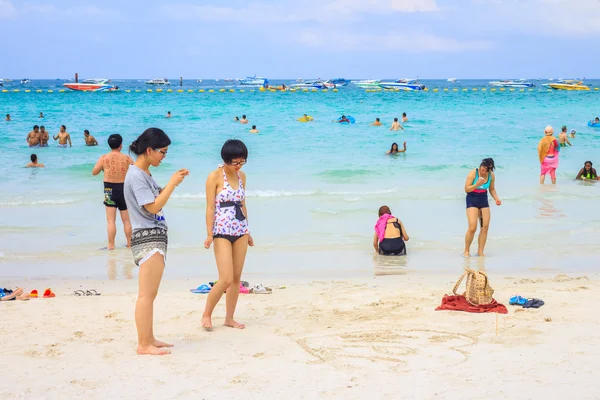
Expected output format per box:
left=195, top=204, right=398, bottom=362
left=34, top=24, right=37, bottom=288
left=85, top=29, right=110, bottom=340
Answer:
left=129, top=128, right=171, bottom=156
left=480, top=158, right=495, bottom=172
left=378, top=205, right=391, bottom=217
left=221, top=139, right=248, bottom=163
left=585, top=161, right=593, bottom=166
left=390, top=142, right=399, bottom=152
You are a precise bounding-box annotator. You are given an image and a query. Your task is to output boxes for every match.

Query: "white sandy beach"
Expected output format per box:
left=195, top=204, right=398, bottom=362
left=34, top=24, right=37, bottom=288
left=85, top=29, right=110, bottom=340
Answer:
left=1, top=271, right=599, bottom=399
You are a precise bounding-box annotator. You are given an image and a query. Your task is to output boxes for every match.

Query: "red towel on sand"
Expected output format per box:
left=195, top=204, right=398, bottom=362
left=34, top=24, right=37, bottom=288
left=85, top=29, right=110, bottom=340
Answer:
left=435, top=295, right=508, bottom=314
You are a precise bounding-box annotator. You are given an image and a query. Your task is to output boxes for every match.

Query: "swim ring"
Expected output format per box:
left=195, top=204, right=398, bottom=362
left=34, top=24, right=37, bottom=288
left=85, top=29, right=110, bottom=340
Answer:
left=297, top=115, right=314, bottom=122
left=588, top=120, right=600, bottom=128
left=337, top=115, right=356, bottom=124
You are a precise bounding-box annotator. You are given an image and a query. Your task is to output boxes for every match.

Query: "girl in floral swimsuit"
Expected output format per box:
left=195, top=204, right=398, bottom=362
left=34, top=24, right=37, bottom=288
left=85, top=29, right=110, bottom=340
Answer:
left=202, top=139, right=254, bottom=330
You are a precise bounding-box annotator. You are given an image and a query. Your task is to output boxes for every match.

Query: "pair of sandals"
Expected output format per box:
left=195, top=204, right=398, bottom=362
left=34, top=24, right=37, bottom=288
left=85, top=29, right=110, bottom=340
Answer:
left=73, top=289, right=101, bottom=296
left=509, top=295, right=544, bottom=308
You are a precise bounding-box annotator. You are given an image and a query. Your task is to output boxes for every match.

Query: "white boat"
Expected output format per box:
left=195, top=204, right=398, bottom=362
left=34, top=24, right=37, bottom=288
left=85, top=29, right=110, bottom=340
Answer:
left=290, top=80, right=328, bottom=89
left=447, top=78, right=458, bottom=83
left=489, top=79, right=535, bottom=88
left=145, top=78, right=170, bottom=85
left=0, top=79, right=4, bottom=86
left=379, top=78, right=426, bottom=91
left=63, top=78, right=119, bottom=92
left=352, top=79, right=381, bottom=88
left=196, top=79, right=203, bottom=83
left=21, top=78, right=30, bottom=84
left=238, top=75, right=268, bottom=87
left=296, top=78, right=304, bottom=83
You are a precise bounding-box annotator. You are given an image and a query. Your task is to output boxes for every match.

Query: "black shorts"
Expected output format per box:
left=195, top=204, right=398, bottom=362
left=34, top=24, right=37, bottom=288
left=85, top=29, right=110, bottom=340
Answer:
left=213, top=234, right=245, bottom=244
left=379, top=237, right=406, bottom=256
left=104, top=182, right=127, bottom=211
left=466, top=192, right=489, bottom=209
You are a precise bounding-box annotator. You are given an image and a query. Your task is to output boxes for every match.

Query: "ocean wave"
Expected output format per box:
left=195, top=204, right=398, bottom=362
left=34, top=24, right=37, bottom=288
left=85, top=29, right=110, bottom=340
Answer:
left=173, top=188, right=402, bottom=200
left=0, top=198, right=81, bottom=207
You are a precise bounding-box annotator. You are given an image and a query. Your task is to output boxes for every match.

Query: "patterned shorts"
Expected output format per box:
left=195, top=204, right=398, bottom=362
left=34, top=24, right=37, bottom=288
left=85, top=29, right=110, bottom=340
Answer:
left=131, top=228, right=168, bottom=267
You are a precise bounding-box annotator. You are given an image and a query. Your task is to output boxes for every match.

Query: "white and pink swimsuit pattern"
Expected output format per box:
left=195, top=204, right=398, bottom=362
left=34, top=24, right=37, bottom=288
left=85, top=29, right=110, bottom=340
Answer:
left=213, top=167, right=249, bottom=236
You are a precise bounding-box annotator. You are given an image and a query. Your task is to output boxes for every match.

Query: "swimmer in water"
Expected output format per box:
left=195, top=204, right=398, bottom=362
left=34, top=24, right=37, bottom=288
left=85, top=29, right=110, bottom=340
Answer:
left=240, top=115, right=249, bottom=124
left=575, top=161, right=598, bottom=180
left=166, top=111, right=171, bottom=118
left=234, top=116, right=240, bottom=122
left=39, top=126, right=49, bottom=147
left=26, top=154, right=44, bottom=168
left=5, top=114, right=10, bottom=121
left=463, top=158, right=501, bottom=257
left=558, top=126, right=572, bottom=147
left=53, top=125, right=72, bottom=148
left=390, top=118, right=404, bottom=131
left=402, top=112, right=408, bottom=123
left=26, top=125, right=41, bottom=147
left=249, top=125, right=259, bottom=133
left=386, top=142, right=407, bottom=154
left=338, top=115, right=350, bottom=123
left=372, top=118, right=382, bottom=126
left=84, top=129, right=98, bottom=146
left=39, top=112, right=44, bottom=118
left=570, top=129, right=576, bottom=138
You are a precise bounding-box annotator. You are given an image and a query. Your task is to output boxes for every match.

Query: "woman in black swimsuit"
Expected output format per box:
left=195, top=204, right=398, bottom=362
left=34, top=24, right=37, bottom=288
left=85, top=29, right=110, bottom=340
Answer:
left=373, top=205, right=409, bottom=255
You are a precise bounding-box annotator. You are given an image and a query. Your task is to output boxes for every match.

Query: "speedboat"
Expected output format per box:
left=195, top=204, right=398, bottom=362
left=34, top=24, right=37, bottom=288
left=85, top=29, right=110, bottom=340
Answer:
left=0, top=79, right=3, bottom=87
left=196, top=79, right=203, bottom=83
left=21, top=78, right=30, bottom=84
left=379, top=78, right=426, bottom=91
left=547, top=80, right=590, bottom=91
left=145, top=78, right=170, bottom=85
left=489, top=79, right=534, bottom=88
left=290, top=80, right=328, bottom=89
left=238, top=75, right=268, bottom=87
left=447, top=78, right=458, bottom=83
left=328, top=78, right=350, bottom=87
left=352, top=79, right=381, bottom=89
left=224, top=78, right=235, bottom=82
left=63, top=78, right=119, bottom=92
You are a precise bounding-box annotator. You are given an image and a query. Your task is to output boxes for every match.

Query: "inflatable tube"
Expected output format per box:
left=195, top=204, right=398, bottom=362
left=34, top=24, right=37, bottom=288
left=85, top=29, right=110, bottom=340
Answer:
left=297, top=116, right=314, bottom=122
left=588, top=120, right=600, bottom=128
left=337, top=115, right=355, bottom=124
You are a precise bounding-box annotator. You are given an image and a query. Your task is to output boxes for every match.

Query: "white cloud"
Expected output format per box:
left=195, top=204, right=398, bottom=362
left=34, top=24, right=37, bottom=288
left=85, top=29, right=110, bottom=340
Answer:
left=326, top=0, right=439, bottom=14
left=20, top=3, right=117, bottom=19
left=22, top=3, right=56, bottom=13
left=293, top=29, right=490, bottom=52
left=0, top=0, right=17, bottom=18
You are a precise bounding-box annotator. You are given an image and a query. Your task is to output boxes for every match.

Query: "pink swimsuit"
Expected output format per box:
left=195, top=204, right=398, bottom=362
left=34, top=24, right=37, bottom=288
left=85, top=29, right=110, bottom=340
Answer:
left=213, top=167, right=249, bottom=237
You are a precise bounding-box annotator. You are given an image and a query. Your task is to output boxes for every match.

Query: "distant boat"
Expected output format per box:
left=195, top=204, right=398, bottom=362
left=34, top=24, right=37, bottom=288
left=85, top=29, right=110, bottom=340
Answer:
left=63, top=78, right=119, bottom=92
left=447, top=78, right=458, bottom=83
left=489, top=79, right=535, bottom=88
left=290, top=80, right=328, bottom=89
left=379, top=78, right=426, bottom=91
left=145, top=78, right=170, bottom=85
left=0, top=79, right=3, bottom=87
left=352, top=79, right=382, bottom=88
left=223, top=78, right=235, bottom=82
left=296, top=78, right=304, bottom=83
left=196, top=79, right=203, bottom=83
left=238, top=75, right=268, bottom=87
left=21, top=78, right=30, bottom=84
left=546, top=80, right=590, bottom=91
left=328, top=78, right=350, bottom=87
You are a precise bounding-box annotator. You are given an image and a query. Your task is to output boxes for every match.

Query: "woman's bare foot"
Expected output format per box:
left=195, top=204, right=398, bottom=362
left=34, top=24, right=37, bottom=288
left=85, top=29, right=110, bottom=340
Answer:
left=152, top=339, right=173, bottom=348
left=137, top=345, right=171, bottom=355
left=477, top=252, right=485, bottom=257
left=463, top=251, right=470, bottom=257
left=107, top=244, right=115, bottom=251
left=201, top=316, right=213, bottom=331
left=224, top=319, right=246, bottom=329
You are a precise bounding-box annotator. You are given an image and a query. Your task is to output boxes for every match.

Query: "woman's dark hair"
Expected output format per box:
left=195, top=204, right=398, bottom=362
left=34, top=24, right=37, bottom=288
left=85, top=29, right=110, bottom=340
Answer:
left=129, top=128, right=171, bottom=156
left=221, top=139, right=248, bottom=164
left=480, top=158, right=495, bottom=172
left=390, top=142, right=399, bottom=152
left=584, top=161, right=593, bottom=168
left=378, top=205, right=391, bottom=217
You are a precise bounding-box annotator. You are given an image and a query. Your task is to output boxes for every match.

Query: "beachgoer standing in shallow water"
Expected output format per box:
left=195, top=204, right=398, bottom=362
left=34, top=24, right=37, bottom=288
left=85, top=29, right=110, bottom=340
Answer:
left=373, top=205, right=409, bottom=255
left=402, top=112, right=408, bottom=123
left=464, top=158, right=501, bottom=257
left=39, top=126, right=49, bottom=147
left=558, top=126, right=572, bottom=147
left=390, top=118, right=404, bottom=131
left=124, top=127, right=189, bottom=355
left=84, top=130, right=98, bottom=146
left=203, top=139, right=253, bottom=330
left=53, top=125, right=71, bottom=148
left=26, top=125, right=40, bottom=147
left=538, top=126, right=560, bottom=184
left=92, top=134, right=134, bottom=250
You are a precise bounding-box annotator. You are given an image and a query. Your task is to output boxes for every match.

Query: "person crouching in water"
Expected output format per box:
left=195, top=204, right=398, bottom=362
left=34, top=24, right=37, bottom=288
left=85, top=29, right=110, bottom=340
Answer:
left=373, top=206, right=409, bottom=255
left=575, top=161, right=598, bottom=181
left=463, top=158, right=501, bottom=257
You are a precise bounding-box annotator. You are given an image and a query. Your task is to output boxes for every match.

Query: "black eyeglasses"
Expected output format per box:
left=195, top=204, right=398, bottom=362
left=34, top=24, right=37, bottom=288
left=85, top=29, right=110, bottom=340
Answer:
left=229, top=160, right=246, bottom=166
left=154, top=149, right=167, bottom=156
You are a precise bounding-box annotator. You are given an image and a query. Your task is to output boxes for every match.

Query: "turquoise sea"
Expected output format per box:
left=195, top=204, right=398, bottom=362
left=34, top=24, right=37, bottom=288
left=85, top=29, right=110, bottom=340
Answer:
left=1, top=79, right=600, bottom=279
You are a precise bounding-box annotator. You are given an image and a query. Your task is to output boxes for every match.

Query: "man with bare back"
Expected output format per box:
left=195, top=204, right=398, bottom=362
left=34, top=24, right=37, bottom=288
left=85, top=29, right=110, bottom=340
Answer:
left=26, top=125, right=41, bottom=147
left=92, top=134, right=134, bottom=250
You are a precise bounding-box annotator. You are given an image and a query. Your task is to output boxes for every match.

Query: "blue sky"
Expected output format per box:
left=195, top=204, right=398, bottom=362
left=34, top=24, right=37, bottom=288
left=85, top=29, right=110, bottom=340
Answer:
left=1, top=0, right=599, bottom=79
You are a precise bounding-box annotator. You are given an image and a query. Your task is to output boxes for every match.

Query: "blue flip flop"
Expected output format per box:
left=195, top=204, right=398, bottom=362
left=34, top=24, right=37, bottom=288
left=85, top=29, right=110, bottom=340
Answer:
left=190, top=284, right=211, bottom=294
left=509, top=295, right=527, bottom=306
